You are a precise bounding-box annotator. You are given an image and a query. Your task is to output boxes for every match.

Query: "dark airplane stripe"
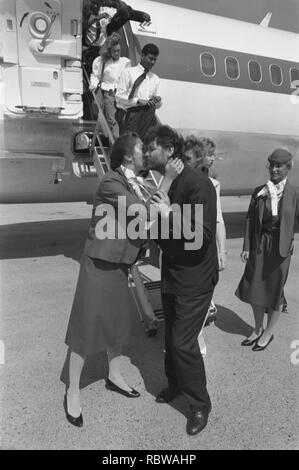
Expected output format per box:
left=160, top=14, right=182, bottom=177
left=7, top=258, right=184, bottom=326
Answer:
left=135, top=35, right=299, bottom=95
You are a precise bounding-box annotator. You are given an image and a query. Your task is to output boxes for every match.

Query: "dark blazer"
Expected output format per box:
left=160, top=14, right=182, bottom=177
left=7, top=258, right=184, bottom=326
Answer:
left=84, top=167, right=148, bottom=265
left=158, top=166, right=219, bottom=290
left=243, top=180, right=299, bottom=257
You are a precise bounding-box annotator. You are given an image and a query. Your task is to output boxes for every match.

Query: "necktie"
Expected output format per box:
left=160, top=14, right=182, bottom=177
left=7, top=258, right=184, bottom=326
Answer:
left=256, top=180, right=286, bottom=216
left=128, top=71, right=147, bottom=100
left=128, top=176, right=153, bottom=202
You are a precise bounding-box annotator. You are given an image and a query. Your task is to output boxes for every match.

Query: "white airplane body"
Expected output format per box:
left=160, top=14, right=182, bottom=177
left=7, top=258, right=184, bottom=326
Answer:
left=0, top=0, right=298, bottom=203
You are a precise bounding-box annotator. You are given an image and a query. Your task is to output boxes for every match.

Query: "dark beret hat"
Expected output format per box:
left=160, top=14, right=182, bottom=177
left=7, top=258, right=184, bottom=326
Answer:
left=268, top=148, right=292, bottom=164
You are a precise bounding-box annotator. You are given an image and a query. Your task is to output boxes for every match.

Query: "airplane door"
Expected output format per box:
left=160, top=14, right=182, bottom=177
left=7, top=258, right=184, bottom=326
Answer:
left=16, top=0, right=62, bottom=68
left=16, top=0, right=62, bottom=108
left=2, top=0, right=83, bottom=116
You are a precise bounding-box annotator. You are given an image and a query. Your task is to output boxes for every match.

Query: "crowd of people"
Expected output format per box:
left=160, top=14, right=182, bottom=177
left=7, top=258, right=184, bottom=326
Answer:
left=63, top=128, right=298, bottom=435
left=83, top=0, right=160, bottom=136
left=62, top=5, right=299, bottom=436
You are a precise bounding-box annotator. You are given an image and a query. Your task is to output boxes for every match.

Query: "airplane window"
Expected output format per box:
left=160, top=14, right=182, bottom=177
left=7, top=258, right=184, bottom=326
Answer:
left=270, top=65, right=283, bottom=86
left=225, top=57, right=240, bottom=80
left=200, top=53, right=216, bottom=77
left=290, top=68, right=299, bottom=88
left=248, top=61, right=262, bottom=83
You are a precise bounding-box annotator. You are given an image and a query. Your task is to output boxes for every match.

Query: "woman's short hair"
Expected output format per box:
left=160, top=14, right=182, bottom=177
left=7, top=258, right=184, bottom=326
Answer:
left=184, top=135, right=205, bottom=162
left=199, top=136, right=216, bottom=156
left=110, top=132, right=140, bottom=170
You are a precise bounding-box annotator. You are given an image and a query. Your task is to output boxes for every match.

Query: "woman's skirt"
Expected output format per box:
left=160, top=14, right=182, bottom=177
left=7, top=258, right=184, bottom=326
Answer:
left=235, top=231, right=291, bottom=311
left=65, top=255, right=132, bottom=356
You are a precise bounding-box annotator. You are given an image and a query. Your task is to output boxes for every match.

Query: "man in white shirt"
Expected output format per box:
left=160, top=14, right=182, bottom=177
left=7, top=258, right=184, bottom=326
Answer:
left=116, top=43, right=162, bottom=140
left=90, top=33, right=131, bottom=138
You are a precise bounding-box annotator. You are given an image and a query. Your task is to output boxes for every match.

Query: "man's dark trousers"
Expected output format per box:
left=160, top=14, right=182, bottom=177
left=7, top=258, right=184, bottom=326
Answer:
left=162, top=287, right=213, bottom=412
left=125, top=106, right=158, bottom=140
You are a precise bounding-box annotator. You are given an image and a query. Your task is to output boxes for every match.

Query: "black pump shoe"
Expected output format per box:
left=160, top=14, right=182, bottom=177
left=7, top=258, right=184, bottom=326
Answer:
left=252, top=334, right=274, bottom=351
left=63, top=394, right=83, bottom=428
left=241, top=330, right=264, bottom=346
left=105, top=378, right=140, bottom=398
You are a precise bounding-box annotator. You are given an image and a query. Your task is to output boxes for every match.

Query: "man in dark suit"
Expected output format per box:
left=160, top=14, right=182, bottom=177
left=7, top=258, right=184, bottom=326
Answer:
left=145, top=125, right=219, bottom=435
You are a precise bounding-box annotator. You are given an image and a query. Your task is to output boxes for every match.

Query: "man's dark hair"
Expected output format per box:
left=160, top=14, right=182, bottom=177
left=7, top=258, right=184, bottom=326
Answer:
left=146, top=125, right=184, bottom=160
left=109, top=132, right=140, bottom=170
left=89, top=0, right=100, bottom=15
left=141, top=43, right=160, bottom=57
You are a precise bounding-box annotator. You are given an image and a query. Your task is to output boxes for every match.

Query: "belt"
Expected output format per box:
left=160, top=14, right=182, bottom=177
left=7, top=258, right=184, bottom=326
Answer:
left=261, top=227, right=280, bottom=234
left=127, top=104, right=148, bottom=112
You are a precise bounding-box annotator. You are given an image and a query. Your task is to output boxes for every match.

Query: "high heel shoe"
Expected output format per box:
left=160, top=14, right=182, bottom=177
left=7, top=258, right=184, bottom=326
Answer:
left=252, top=334, right=274, bottom=351
left=241, top=330, right=264, bottom=346
left=63, top=394, right=83, bottom=427
left=105, top=378, right=140, bottom=398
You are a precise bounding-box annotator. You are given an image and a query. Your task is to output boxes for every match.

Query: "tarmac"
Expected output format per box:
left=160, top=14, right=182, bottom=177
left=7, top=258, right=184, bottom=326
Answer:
left=0, top=197, right=298, bottom=450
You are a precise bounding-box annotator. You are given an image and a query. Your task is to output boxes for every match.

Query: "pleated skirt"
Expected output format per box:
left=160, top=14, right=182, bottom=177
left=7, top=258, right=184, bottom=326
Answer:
left=65, top=255, right=132, bottom=356
left=235, top=231, right=291, bottom=311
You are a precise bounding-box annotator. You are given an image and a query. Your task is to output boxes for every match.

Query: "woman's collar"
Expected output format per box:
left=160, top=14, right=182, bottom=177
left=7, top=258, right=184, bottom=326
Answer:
left=121, top=165, right=136, bottom=180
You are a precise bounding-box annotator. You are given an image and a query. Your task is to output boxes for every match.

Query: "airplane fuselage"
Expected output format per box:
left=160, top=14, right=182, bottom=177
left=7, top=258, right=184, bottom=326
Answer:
left=0, top=0, right=298, bottom=203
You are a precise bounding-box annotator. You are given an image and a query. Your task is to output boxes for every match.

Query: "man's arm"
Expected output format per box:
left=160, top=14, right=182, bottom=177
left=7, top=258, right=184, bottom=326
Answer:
left=83, top=5, right=111, bottom=29
left=115, top=69, right=139, bottom=110
left=148, top=77, right=162, bottom=109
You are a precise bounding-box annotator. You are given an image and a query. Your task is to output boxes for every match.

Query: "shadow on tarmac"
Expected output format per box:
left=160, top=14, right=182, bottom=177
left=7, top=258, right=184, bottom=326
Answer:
left=0, top=219, right=89, bottom=261
left=59, top=303, right=251, bottom=421
left=60, top=326, right=192, bottom=420
left=214, top=304, right=252, bottom=336
left=0, top=214, right=248, bottom=261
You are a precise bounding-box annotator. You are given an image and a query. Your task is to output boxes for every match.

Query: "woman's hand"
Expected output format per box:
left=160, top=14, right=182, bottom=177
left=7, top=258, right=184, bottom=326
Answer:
left=218, top=251, right=227, bottom=271
left=240, top=250, right=249, bottom=263
left=151, top=190, right=171, bottom=218
left=164, top=158, right=184, bottom=181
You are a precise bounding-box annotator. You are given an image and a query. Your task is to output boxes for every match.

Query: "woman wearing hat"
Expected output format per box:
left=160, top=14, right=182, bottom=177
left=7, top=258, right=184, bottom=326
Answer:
left=235, top=148, right=299, bottom=351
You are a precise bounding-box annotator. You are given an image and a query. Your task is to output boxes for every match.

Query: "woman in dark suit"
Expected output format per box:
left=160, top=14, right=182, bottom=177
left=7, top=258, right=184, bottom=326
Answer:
left=64, top=132, right=183, bottom=426
left=236, top=149, right=299, bottom=351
